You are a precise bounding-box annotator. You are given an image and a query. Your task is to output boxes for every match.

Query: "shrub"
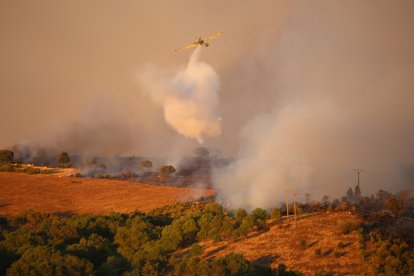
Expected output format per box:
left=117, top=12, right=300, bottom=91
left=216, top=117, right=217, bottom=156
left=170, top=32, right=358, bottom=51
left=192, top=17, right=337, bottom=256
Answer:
left=140, top=160, right=153, bottom=170
left=223, top=253, right=249, bottom=274
left=190, top=243, right=203, bottom=256
left=58, top=152, right=70, bottom=167
left=299, top=240, right=306, bottom=249
left=315, top=248, right=322, bottom=256
left=250, top=208, right=269, bottom=230
left=339, top=221, right=360, bottom=234
left=159, top=165, right=176, bottom=177
left=235, top=208, right=247, bottom=221
left=0, top=201, right=304, bottom=275
left=204, top=202, right=223, bottom=214
left=270, top=208, right=282, bottom=220
left=0, top=150, right=14, bottom=164
left=6, top=246, right=94, bottom=275
left=0, top=164, right=14, bottom=172
left=251, top=208, right=269, bottom=221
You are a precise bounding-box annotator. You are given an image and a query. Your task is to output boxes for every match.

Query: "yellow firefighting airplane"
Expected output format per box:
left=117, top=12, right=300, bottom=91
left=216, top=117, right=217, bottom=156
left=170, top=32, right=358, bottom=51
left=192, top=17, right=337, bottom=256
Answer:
left=174, top=32, right=224, bottom=52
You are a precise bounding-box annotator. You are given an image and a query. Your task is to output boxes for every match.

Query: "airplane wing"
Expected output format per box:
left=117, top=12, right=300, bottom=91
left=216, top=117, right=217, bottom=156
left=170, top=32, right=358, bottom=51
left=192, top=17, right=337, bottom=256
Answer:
left=205, top=32, right=224, bottom=42
left=174, top=43, right=198, bottom=52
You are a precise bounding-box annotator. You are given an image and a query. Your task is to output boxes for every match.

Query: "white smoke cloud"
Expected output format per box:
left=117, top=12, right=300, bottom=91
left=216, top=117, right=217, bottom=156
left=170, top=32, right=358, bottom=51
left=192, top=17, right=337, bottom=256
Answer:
left=214, top=100, right=347, bottom=210
left=139, top=47, right=221, bottom=144
left=213, top=2, right=414, bottom=210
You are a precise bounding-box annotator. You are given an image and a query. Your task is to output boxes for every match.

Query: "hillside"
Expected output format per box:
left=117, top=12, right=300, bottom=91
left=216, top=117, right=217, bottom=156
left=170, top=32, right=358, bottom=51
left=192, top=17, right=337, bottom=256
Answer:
left=0, top=172, right=214, bottom=216
left=178, top=212, right=364, bottom=275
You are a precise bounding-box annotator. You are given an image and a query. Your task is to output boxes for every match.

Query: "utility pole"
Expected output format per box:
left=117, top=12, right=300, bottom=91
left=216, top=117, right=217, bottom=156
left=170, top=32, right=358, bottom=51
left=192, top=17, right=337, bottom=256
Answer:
left=354, top=169, right=363, bottom=198
left=293, top=192, right=297, bottom=227
left=285, top=191, right=289, bottom=222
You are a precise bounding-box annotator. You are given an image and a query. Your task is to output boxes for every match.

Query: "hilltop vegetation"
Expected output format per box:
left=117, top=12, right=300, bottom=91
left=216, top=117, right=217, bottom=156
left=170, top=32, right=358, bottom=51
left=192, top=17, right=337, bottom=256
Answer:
left=0, top=146, right=228, bottom=187
left=0, top=183, right=413, bottom=275
left=0, top=164, right=53, bottom=175
left=0, top=170, right=413, bottom=274
left=0, top=202, right=300, bottom=275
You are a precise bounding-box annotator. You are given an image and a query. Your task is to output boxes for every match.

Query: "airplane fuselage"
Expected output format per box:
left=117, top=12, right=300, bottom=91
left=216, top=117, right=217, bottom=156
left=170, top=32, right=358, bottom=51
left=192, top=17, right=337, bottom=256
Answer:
left=196, top=37, right=203, bottom=43
left=195, top=37, right=209, bottom=47
left=175, top=32, right=222, bottom=52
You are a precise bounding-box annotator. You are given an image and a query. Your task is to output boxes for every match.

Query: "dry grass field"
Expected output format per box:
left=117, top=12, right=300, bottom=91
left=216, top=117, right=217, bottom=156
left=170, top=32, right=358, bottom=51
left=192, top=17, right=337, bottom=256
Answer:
left=191, top=212, right=364, bottom=275
left=0, top=172, right=214, bottom=216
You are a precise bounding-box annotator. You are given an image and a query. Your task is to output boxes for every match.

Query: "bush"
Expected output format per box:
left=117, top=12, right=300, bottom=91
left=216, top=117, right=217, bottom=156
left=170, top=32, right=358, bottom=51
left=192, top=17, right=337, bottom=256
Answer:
left=339, top=221, right=360, bottom=234
left=299, top=240, right=306, bottom=249
left=235, top=208, right=247, bottom=221
left=315, top=248, right=322, bottom=256
left=190, top=243, right=203, bottom=256
left=252, top=208, right=269, bottom=221
left=0, top=164, right=14, bottom=172
left=251, top=208, right=269, bottom=230
left=204, top=202, right=223, bottom=214
left=58, top=152, right=70, bottom=167
left=0, top=150, right=14, bottom=164
left=140, top=160, right=153, bottom=170
left=338, top=241, right=346, bottom=248
left=270, top=208, right=282, bottom=220
left=6, top=246, right=94, bottom=275
left=159, top=165, right=176, bottom=177
left=0, top=201, right=305, bottom=275
left=0, top=164, right=51, bottom=174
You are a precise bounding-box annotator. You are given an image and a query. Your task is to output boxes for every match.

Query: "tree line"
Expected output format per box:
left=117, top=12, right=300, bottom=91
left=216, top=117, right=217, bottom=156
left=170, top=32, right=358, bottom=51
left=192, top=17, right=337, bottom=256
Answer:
left=0, top=201, right=299, bottom=275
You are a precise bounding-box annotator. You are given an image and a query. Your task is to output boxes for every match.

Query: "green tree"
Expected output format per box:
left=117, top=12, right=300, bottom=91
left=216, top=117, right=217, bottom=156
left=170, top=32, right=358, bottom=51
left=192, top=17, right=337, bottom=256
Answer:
left=180, top=218, right=199, bottom=244
left=252, top=208, right=269, bottom=221
left=223, top=253, right=249, bottom=275
left=159, top=225, right=183, bottom=252
left=384, top=198, right=404, bottom=216
left=6, top=246, right=94, bottom=276
left=270, top=208, right=282, bottom=220
left=66, top=234, right=112, bottom=267
left=346, top=187, right=354, bottom=200
left=58, top=152, right=70, bottom=167
left=204, top=202, right=223, bottom=214
left=159, top=165, right=176, bottom=177
left=140, top=160, right=153, bottom=170
left=235, top=208, right=247, bottom=222
left=190, top=244, right=203, bottom=256
left=0, top=150, right=14, bottom=164
left=234, top=215, right=255, bottom=237
left=114, top=216, right=157, bottom=261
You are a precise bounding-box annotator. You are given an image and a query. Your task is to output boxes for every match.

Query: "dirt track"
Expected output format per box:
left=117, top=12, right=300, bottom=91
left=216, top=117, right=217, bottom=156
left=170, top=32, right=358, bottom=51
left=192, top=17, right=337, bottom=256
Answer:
left=0, top=172, right=214, bottom=216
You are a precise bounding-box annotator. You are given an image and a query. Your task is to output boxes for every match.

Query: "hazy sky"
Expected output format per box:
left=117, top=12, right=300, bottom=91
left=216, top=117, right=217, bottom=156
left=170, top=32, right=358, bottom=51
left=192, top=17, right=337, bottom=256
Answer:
left=0, top=0, right=286, bottom=155
left=1, top=1, right=414, bottom=198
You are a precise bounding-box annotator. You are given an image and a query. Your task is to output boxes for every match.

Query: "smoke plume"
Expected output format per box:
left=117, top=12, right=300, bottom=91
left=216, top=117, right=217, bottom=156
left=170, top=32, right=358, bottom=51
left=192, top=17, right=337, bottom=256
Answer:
left=139, top=48, right=221, bottom=144
left=214, top=1, right=414, bottom=210
left=2, top=1, right=414, bottom=211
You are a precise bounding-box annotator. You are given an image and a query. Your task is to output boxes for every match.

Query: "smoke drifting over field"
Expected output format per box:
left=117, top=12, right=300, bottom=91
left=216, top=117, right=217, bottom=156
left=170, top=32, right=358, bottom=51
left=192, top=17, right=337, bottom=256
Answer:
left=2, top=1, right=414, bottom=210
left=213, top=2, right=414, bottom=210
left=139, top=48, right=221, bottom=144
